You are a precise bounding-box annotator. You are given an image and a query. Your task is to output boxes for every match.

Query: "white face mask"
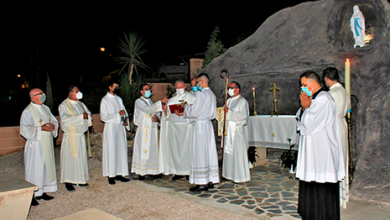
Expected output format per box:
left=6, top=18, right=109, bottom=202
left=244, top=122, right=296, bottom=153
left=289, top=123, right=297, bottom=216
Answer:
left=176, top=88, right=185, bottom=95
left=76, top=91, right=83, bottom=100
left=228, top=89, right=235, bottom=97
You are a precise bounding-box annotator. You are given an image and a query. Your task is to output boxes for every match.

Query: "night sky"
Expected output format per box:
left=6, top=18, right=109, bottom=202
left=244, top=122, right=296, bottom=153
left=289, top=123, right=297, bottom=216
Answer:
left=5, top=1, right=307, bottom=90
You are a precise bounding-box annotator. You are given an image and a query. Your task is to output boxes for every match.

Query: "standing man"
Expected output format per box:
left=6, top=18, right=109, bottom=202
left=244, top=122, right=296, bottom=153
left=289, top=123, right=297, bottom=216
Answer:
left=59, top=85, right=92, bottom=191
left=20, top=88, right=58, bottom=206
left=222, top=81, right=251, bottom=183
left=131, top=83, right=169, bottom=180
left=322, top=67, right=351, bottom=208
left=296, top=71, right=345, bottom=220
left=179, top=73, right=219, bottom=191
left=100, top=79, right=130, bottom=185
left=166, top=79, right=195, bottom=180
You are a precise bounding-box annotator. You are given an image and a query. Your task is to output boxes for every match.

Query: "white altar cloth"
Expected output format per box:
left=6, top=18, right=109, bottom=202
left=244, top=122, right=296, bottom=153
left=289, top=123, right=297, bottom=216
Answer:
left=246, top=115, right=299, bottom=150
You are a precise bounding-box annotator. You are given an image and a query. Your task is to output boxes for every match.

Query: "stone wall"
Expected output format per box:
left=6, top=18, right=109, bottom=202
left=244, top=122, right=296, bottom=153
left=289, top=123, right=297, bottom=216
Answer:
left=203, top=0, right=390, bottom=202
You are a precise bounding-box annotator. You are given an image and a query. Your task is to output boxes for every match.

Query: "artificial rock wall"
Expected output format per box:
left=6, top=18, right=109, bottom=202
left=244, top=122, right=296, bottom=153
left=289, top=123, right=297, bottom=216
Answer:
left=203, top=0, right=390, bottom=202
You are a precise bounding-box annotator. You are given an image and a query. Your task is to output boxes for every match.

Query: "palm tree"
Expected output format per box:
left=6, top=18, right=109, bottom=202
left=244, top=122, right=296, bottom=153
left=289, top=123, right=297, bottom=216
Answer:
left=117, top=32, right=149, bottom=84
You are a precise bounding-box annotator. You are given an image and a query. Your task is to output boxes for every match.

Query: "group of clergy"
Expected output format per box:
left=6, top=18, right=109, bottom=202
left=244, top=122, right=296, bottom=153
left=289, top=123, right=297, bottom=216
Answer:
left=131, top=73, right=251, bottom=192
left=21, top=85, right=92, bottom=206
left=296, top=68, right=350, bottom=220
left=20, top=66, right=350, bottom=220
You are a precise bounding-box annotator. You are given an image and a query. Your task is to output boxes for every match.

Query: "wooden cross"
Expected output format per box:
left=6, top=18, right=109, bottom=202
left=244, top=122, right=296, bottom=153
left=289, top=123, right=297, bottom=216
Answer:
left=269, top=83, right=280, bottom=117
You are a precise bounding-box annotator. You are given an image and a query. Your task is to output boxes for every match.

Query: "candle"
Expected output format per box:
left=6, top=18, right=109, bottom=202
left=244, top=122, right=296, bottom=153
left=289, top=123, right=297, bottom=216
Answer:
left=345, top=59, right=351, bottom=97
left=345, top=58, right=351, bottom=114
left=252, top=87, right=258, bottom=115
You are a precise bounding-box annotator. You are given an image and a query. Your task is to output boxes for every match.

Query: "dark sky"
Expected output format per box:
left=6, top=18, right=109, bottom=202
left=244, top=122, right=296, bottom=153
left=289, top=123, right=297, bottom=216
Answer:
left=5, top=1, right=307, bottom=89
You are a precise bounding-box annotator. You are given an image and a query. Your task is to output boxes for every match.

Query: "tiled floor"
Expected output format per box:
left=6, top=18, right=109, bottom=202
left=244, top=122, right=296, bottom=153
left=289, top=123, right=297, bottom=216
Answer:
left=134, top=148, right=301, bottom=219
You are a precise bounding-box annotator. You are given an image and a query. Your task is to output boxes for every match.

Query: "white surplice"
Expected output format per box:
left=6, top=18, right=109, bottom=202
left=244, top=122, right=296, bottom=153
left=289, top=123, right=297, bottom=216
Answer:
left=222, top=94, right=251, bottom=183
left=166, top=92, right=195, bottom=175
left=158, top=112, right=170, bottom=175
left=100, top=92, right=130, bottom=178
left=59, top=99, right=92, bottom=184
left=296, top=91, right=345, bottom=183
left=131, top=97, right=162, bottom=175
left=183, top=87, right=219, bottom=185
left=329, top=83, right=351, bottom=208
left=20, top=102, right=58, bottom=196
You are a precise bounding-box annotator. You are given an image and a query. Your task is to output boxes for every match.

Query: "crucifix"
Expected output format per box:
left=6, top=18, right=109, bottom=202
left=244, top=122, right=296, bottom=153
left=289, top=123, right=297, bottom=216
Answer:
left=269, top=83, right=280, bottom=117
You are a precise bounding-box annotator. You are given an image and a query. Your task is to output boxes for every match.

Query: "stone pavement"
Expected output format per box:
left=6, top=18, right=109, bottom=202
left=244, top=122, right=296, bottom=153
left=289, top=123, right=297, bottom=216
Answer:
left=132, top=148, right=301, bottom=219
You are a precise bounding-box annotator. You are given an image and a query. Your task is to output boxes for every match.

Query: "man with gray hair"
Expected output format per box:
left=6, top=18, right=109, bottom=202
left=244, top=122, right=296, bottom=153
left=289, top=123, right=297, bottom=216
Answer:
left=163, top=79, right=195, bottom=180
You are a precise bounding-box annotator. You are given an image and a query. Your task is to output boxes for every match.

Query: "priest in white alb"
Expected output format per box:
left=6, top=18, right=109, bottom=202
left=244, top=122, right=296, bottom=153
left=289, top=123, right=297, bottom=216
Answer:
left=59, top=85, right=92, bottom=192
left=20, top=88, right=58, bottom=206
left=222, top=81, right=251, bottom=183
left=100, top=79, right=130, bottom=185
left=131, top=83, right=169, bottom=180
left=166, top=79, right=195, bottom=180
left=178, top=73, right=219, bottom=191
left=322, top=67, right=351, bottom=209
left=296, top=71, right=345, bottom=220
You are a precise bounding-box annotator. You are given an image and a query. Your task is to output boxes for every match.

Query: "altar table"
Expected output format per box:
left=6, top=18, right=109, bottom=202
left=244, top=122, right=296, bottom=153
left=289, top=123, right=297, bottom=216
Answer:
left=246, top=115, right=299, bottom=150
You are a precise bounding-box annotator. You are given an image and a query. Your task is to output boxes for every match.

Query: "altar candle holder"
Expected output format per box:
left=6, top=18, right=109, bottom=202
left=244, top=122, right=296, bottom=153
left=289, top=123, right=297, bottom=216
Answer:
left=252, top=87, right=258, bottom=116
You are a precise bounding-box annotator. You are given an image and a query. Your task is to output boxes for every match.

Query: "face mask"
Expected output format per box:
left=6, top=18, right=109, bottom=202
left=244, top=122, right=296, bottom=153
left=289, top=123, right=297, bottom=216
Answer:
left=301, top=87, right=312, bottom=97
left=76, top=91, right=83, bottom=99
left=196, top=84, right=202, bottom=91
left=191, top=86, right=198, bottom=93
left=176, top=88, right=184, bottom=96
left=228, top=89, right=235, bottom=97
left=113, top=88, right=121, bottom=95
left=144, top=90, right=151, bottom=98
left=39, top=94, right=46, bottom=103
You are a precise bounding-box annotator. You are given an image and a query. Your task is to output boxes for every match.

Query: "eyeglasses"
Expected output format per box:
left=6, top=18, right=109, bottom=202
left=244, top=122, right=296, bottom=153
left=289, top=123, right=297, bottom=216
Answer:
left=33, top=93, right=44, bottom=96
left=228, top=87, right=238, bottom=89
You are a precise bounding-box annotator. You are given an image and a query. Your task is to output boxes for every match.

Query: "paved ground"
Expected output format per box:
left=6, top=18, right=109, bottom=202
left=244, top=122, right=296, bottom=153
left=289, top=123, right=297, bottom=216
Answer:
left=134, top=149, right=300, bottom=219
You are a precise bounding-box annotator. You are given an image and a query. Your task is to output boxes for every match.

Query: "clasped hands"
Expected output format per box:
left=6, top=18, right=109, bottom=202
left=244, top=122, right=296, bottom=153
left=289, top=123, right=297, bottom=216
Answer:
left=41, top=123, right=55, bottom=132
left=300, top=92, right=312, bottom=110
left=119, top=110, right=128, bottom=126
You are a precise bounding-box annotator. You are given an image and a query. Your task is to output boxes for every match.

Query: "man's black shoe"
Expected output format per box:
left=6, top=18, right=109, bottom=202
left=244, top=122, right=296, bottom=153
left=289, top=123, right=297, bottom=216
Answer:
left=108, top=177, right=116, bottom=185
left=208, top=182, right=215, bottom=189
left=36, top=193, right=54, bottom=201
left=31, top=197, right=39, bottom=206
left=189, top=185, right=209, bottom=192
left=172, top=175, right=184, bottom=181
left=78, top=183, right=89, bottom=187
left=139, top=175, right=145, bottom=181
left=115, top=176, right=130, bottom=182
left=149, top=174, right=161, bottom=180
left=65, top=183, right=75, bottom=192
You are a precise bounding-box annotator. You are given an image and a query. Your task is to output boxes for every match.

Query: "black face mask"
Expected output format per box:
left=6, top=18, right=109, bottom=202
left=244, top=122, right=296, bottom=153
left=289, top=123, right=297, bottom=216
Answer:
left=113, top=88, right=121, bottom=95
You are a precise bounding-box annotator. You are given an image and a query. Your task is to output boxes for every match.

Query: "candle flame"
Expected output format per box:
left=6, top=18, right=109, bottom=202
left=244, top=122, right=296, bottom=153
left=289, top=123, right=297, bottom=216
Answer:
left=346, top=58, right=350, bottom=62
left=252, top=87, right=255, bottom=91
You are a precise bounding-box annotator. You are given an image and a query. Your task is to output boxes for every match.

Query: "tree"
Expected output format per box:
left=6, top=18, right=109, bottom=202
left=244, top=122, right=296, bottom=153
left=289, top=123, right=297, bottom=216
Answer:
left=117, top=32, right=149, bottom=84
left=202, top=26, right=227, bottom=68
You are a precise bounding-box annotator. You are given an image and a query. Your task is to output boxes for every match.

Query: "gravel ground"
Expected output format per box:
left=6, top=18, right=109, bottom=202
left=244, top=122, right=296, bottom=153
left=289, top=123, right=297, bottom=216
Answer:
left=0, top=147, right=262, bottom=220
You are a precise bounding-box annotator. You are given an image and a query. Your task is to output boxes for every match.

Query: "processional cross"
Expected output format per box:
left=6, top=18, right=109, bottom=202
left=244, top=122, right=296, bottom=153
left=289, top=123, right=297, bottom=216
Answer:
left=269, top=83, right=280, bottom=117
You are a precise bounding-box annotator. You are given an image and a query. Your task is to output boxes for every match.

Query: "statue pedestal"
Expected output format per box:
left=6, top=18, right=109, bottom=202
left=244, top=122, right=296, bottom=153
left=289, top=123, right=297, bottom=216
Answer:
left=0, top=173, right=38, bottom=220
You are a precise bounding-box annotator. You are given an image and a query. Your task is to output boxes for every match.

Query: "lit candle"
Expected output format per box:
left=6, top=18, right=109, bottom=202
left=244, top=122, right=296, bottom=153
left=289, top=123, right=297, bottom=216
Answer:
left=252, top=87, right=258, bottom=116
left=345, top=59, right=351, bottom=97
left=252, top=87, right=255, bottom=98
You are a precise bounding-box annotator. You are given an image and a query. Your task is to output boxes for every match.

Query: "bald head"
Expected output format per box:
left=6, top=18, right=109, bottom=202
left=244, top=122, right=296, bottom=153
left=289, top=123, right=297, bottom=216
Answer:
left=29, top=88, right=44, bottom=105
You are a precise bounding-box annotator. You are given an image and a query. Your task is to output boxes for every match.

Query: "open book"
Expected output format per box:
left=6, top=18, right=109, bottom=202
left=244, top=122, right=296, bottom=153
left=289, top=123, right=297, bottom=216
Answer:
left=169, top=104, right=184, bottom=114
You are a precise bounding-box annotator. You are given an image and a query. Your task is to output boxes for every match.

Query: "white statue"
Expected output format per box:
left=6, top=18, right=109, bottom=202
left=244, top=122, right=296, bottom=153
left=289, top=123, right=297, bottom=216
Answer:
left=350, top=5, right=365, bottom=48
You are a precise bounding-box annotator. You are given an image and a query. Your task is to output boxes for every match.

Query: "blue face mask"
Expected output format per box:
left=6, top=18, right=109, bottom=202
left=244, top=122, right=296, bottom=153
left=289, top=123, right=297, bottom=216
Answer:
left=196, top=84, right=202, bottom=91
left=145, top=90, right=151, bottom=98
left=191, top=86, right=198, bottom=93
left=301, top=87, right=312, bottom=97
